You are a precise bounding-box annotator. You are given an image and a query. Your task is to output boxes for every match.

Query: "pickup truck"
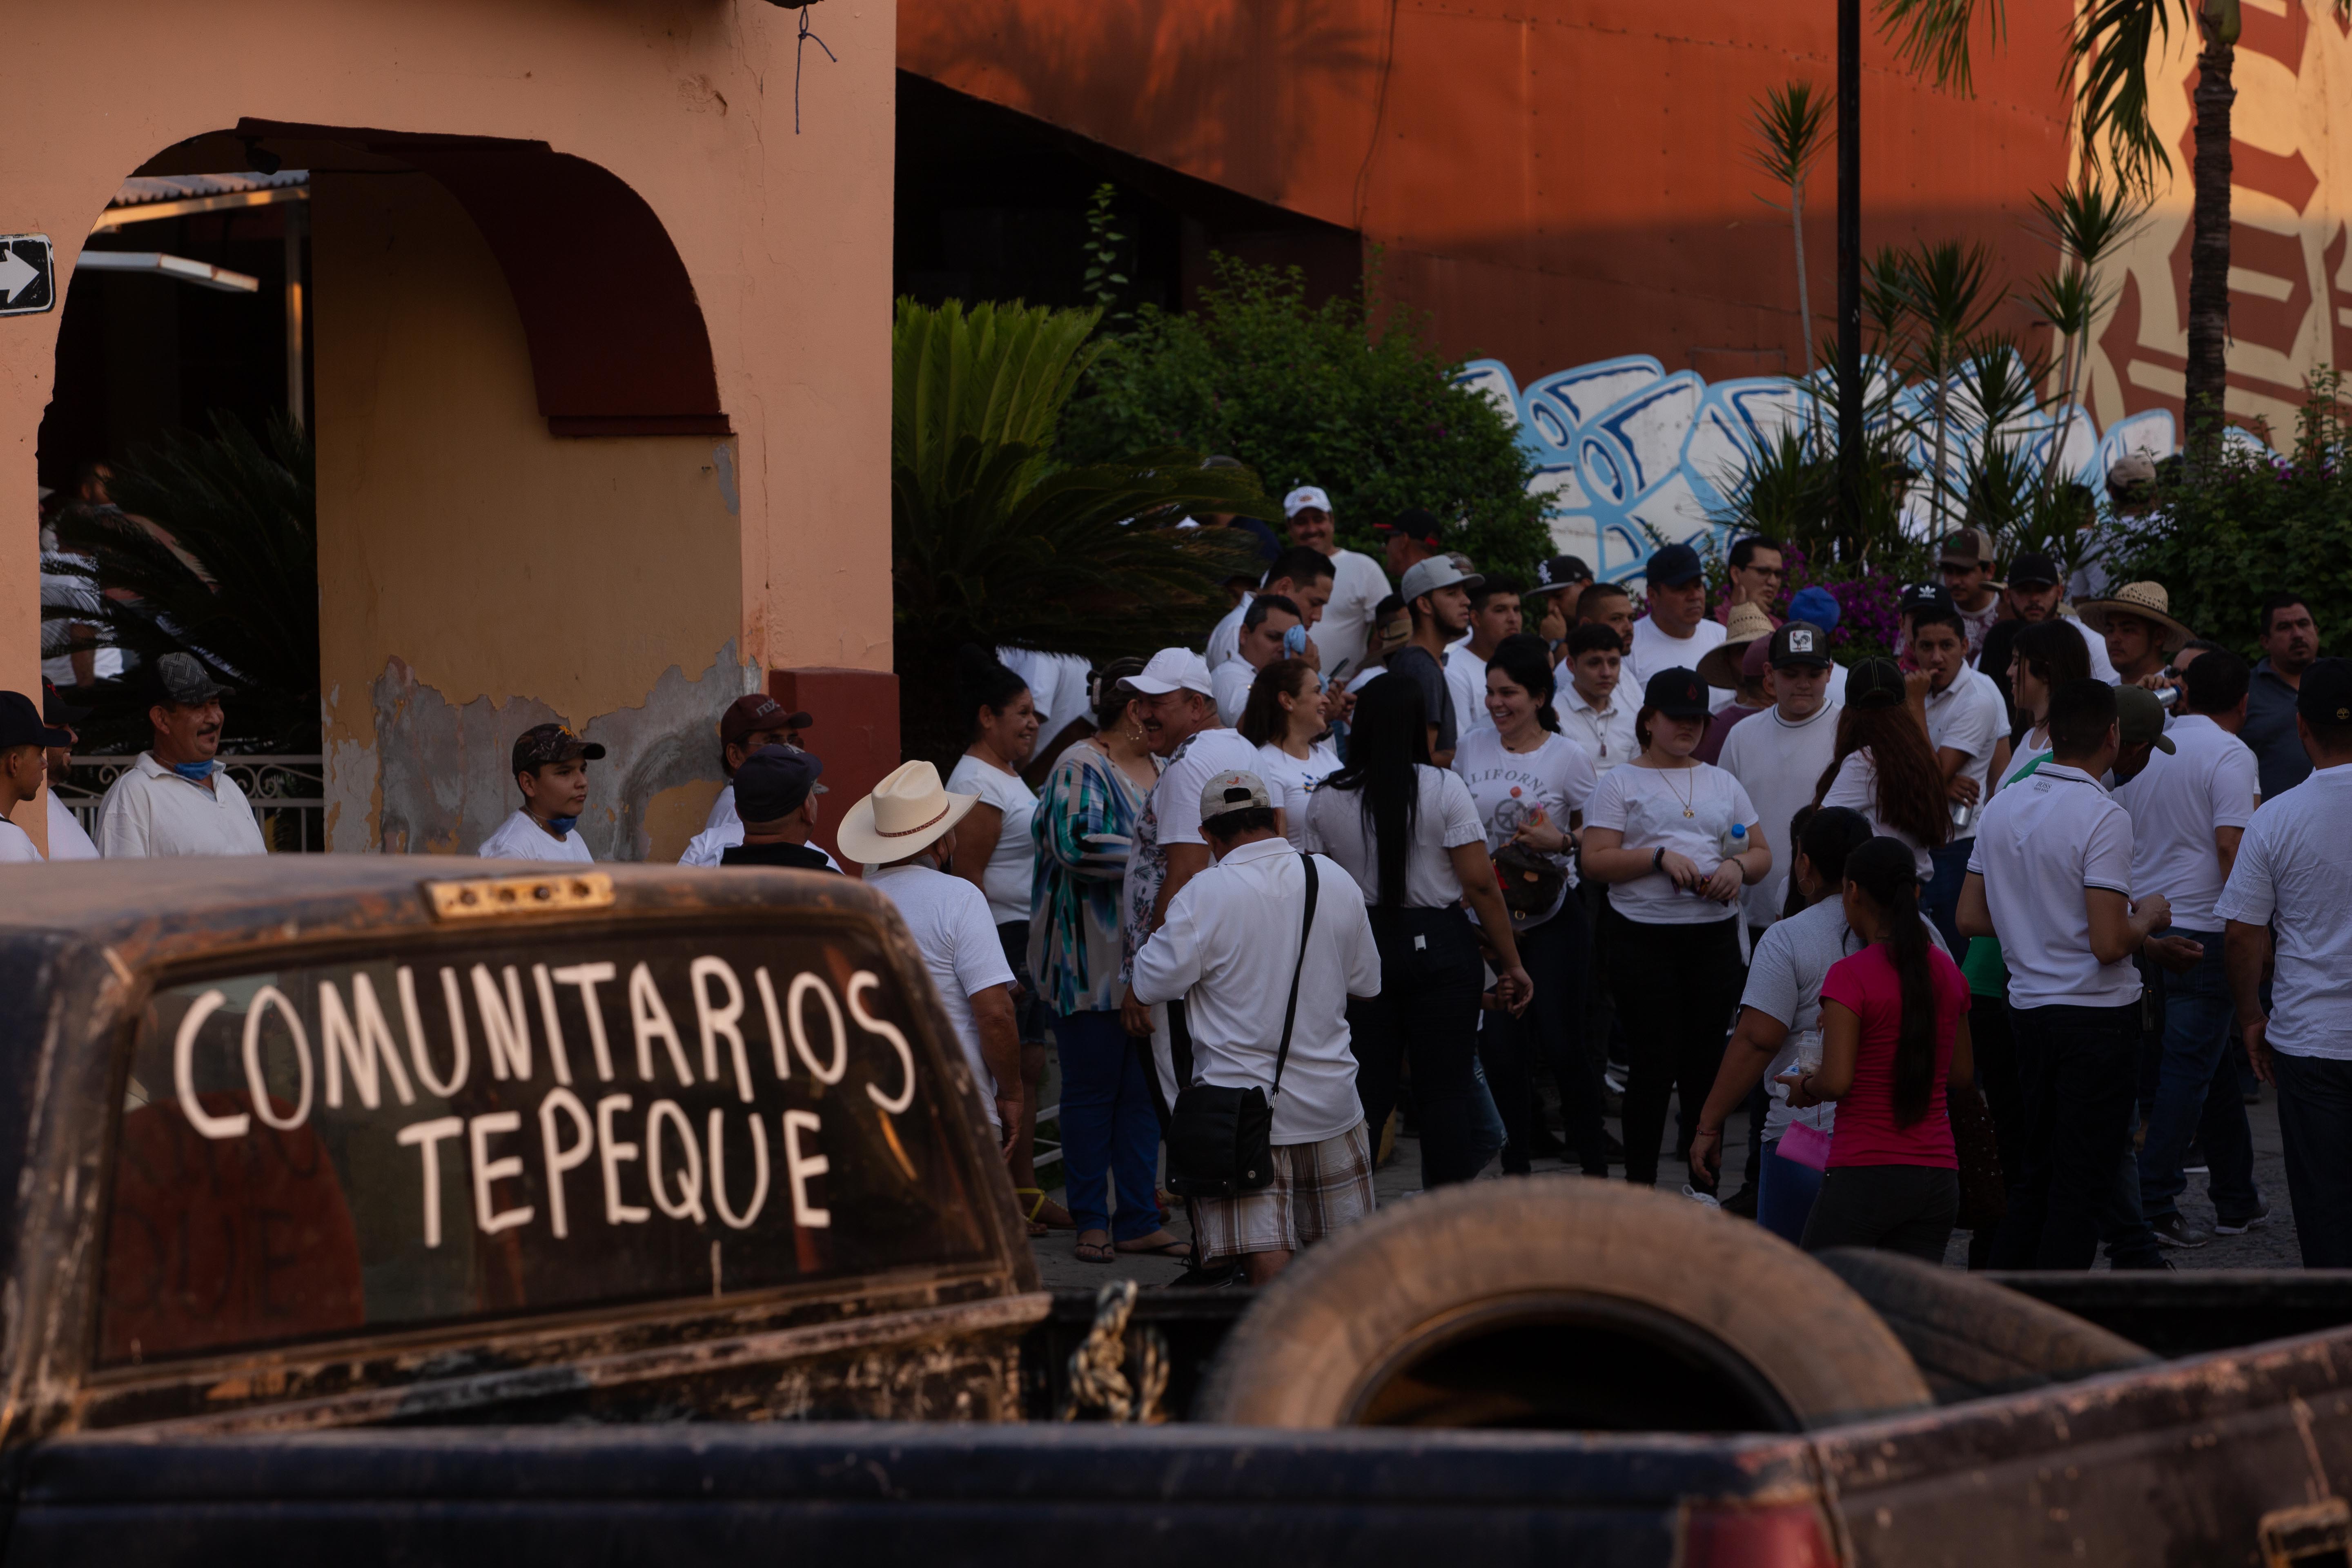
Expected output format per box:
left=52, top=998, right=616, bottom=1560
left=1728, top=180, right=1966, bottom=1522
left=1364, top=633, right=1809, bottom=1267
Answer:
left=4, top=858, right=2352, bottom=1566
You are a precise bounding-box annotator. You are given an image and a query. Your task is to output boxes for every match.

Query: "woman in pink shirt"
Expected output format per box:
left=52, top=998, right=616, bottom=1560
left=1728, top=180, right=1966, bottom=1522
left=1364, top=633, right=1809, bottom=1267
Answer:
left=1784, top=836, right=1975, bottom=1261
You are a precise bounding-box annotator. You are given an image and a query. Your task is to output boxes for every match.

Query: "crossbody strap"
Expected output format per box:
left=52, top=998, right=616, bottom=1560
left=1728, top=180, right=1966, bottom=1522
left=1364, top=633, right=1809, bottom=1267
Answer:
left=1269, top=854, right=1320, bottom=1098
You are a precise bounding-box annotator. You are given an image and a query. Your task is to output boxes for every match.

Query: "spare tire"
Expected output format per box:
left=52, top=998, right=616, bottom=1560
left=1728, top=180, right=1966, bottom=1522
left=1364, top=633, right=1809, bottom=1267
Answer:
left=1811, top=1247, right=2156, bottom=1402
left=1197, top=1179, right=1933, bottom=1431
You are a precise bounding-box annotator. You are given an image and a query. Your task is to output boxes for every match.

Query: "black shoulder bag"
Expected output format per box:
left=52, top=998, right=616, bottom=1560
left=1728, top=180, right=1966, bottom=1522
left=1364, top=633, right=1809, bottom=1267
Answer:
left=1165, top=854, right=1320, bottom=1199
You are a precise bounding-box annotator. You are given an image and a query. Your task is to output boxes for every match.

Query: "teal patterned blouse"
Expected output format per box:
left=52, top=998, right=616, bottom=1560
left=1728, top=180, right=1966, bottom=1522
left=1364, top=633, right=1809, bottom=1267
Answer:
left=1029, top=743, right=1156, bottom=1016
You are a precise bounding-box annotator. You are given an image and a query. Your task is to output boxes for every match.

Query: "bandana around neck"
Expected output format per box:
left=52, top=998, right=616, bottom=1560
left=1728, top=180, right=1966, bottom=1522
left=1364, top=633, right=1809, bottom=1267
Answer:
left=171, top=760, right=214, bottom=784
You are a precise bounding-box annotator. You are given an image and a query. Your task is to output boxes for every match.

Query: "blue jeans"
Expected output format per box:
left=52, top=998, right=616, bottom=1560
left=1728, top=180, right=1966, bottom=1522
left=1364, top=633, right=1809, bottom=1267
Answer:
left=1994, top=1000, right=2147, bottom=1269
left=1923, top=838, right=1973, bottom=958
left=1757, top=1137, right=1825, bottom=1246
left=1054, top=1009, right=1163, bottom=1243
left=2136, top=929, right=2260, bottom=1224
left=2273, top=1051, right=2352, bottom=1267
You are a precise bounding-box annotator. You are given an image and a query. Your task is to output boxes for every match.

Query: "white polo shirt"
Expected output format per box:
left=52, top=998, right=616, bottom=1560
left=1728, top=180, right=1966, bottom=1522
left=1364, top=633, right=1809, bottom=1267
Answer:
left=479, top=809, right=594, bottom=863
left=868, top=861, right=1018, bottom=1123
left=1130, top=837, right=1383, bottom=1145
left=94, top=754, right=268, bottom=858
left=1204, top=594, right=1252, bottom=672
left=703, top=782, right=739, bottom=835
left=1967, top=761, right=2141, bottom=1010
left=2111, top=712, right=2260, bottom=932
left=46, top=792, right=99, bottom=860
left=2216, top=763, right=2352, bottom=1060
left=1923, top=664, right=2007, bottom=841
left=1556, top=687, right=1639, bottom=777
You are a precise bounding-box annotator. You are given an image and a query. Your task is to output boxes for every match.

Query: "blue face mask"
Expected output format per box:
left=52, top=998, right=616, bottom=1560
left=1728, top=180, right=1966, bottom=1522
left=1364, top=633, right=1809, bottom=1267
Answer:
left=172, top=760, right=214, bottom=783
left=546, top=815, right=580, bottom=835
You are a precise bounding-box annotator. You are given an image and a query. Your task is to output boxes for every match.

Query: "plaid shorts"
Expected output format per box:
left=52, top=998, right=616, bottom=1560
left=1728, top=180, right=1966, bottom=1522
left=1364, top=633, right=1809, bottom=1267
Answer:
left=1191, top=1122, right=1375, bottom=1261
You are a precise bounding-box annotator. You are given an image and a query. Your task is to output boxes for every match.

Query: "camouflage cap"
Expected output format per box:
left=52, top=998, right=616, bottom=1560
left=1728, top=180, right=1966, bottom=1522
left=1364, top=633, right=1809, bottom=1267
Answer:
left=512, top=722, right=606, bottom=774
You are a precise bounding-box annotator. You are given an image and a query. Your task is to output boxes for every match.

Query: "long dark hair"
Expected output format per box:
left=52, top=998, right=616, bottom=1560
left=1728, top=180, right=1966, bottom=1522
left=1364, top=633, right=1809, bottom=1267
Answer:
left=956, top=644, right=1029, bottom=742
left=1322, top=675, right=1429, bottom=908
left=1487, top=633, right=1561, bottom=733
left=1238, top=658, right=1317, bottom=747
left=1812, top=703, right=1950, bottom=849
left=1846, top=835, right=1939, bottom=1127
left=1782, top=804, right=1874, bottom=919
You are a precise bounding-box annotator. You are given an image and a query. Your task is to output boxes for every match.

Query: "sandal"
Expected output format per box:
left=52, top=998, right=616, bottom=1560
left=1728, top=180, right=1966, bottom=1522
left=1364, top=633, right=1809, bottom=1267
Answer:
left=1074, top=1231, right=1116, bottom=1264
left=1114, top=1233, right=1194, bottom=1261
left=1014, top=1187, right=1074, bottom=1236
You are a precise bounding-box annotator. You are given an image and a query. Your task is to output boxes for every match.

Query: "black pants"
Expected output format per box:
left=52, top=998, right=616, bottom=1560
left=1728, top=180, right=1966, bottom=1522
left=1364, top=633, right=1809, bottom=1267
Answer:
left=1803, top=1165, right=1961, bottom=1263
left=1350, top=905, right=1503, bottom=1186
left=1993, top=1000, right=2144, bottom=1270
left=2274, top=1051, right=2352, bottom=1267
left=1479, top=898, right=1602, bottom=1176
left=1603, top=906, right=1746, bottom=1187
left=1964, top=989, right=2023, bottom=1270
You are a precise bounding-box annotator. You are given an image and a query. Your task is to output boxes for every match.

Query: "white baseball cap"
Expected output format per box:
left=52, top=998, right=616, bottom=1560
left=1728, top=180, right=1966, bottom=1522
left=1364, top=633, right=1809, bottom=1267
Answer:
left=1400, top=557, right=1483, bottom=604
left=1118, top=647, right=1215, bottom=697
left=1283, top=486, right=1332, bottom=518
left=1198, top=768, right=1272, bottom=821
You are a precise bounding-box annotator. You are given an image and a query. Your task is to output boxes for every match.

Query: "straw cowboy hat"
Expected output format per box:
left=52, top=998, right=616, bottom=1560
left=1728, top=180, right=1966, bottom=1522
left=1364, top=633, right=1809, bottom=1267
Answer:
left=1697, top=601, right=1777, bottom=689
left=836, top=760, right=979, bottom=866
left=2076, top=580, right=2195, bottom=654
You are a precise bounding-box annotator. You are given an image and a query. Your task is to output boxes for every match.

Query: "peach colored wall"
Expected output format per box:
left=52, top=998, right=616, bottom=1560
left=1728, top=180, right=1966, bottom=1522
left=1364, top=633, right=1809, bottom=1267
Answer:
left=0, top=0, right=898, bottom=854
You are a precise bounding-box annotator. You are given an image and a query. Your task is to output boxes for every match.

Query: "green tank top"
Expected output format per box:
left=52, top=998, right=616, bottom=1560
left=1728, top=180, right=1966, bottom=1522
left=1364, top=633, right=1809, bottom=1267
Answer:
left=1960, top=752, right=2048, bottom=998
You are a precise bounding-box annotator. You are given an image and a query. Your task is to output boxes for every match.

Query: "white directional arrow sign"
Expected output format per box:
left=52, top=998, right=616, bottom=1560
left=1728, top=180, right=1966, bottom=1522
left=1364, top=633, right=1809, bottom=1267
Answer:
left=0, top=236, right=56, bottom=317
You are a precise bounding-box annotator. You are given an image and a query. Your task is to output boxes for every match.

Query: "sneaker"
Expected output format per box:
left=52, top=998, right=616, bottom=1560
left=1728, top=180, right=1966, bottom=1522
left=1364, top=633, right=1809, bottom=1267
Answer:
left=2184, top=1142, right=2208, bottom=1175
left=2149, top=1212, right=2211, bottom=1248
left=1722, top=1184, right=1760, bottom=1219
left=2215, top=1199, right=2273, bottom=1235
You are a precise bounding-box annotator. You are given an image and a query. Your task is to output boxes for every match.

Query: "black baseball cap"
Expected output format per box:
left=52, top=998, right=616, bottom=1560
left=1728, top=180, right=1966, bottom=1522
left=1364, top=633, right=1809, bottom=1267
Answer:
left=1642, top=666, right=1711, bottom=720
left=512, top=722, right=606, bottom=774
left=1847, top=657, right=1907, bottom=709
left=735, top=744, right=828, bottom=822
left=2007, top=552, right=2062, bottom=589
left=40, top=677, right=86, bottom=735
left=1768, top=621, right=1835, bottom=670
left=0, top=692, right=52, bottom=751
left=1645, top=542, right=1704, bottom=586
left=2298, top=657, right=2352, bottom=728
left=1376, top=507, right=1445, bottom=543
left=1527, top=555, right=1594, bottom=598
left=1901, top=582, right=1958, bottom=616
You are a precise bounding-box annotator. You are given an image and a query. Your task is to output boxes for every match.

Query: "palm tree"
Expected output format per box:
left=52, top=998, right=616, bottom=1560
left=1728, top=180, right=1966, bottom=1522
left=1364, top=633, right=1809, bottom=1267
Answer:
left=1746, top=82, right=1833, bottom=404
left=893, top=297, right=1269, bottom=764
left=2022, top=178, right=2149, bottom=501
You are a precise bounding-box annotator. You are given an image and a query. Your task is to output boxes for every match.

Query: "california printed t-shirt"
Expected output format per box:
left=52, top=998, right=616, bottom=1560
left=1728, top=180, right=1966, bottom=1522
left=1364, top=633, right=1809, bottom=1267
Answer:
left=1965, top=762, right=2141, bottom=1010
left=945, top=754, right=1039, bottom=925
left=1255, top=739, right=1341, bottom=851
left=478, top=809, right=594, bottom=863
left=1305, top=765, right=1486, bottom=909
left=867, top=862, right=1017, bottom=1127
left=2110, top=711, right=2259, bottom=931
left=1119, top=725, right=1261, bottom=979
left=1582, top=761, right=1757, bottom=926
left=2215, top=764, right=2352, bottom=1060
left=1449, top=728, right=1598, bottom=922
left=1819, top=943, right=1969, bottom=1169
left=1717, top=698, right=1842, bottom=929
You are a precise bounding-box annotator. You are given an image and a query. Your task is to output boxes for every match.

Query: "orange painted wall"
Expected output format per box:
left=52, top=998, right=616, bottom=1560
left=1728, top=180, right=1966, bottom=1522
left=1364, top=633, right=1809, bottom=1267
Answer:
left=901, top=0, right=2079, bottom=385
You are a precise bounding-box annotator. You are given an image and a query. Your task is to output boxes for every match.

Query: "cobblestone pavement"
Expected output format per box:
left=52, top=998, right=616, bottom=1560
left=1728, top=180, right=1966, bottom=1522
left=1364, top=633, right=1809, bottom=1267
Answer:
left=1028, top=1082, right=2303, bottom=1290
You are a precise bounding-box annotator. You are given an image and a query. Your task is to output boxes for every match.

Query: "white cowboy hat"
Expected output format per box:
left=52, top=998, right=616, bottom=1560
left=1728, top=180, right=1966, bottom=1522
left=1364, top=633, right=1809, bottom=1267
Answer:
left=1697, top=601, right=1777, bottom=689
left=836, top=760, right=979, bottom=866
left=2076, top=580, right=2194, bottom=653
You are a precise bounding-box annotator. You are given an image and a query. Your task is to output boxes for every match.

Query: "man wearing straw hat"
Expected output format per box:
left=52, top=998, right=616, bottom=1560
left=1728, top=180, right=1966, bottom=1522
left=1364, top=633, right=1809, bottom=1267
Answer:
left=2079, top=581, right=2196, bottom=691
left=843, top=760, right=1025, bottom=1150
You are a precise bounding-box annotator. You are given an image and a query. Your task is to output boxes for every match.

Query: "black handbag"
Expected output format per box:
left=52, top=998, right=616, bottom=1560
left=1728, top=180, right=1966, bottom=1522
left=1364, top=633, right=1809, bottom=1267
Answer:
left=1164, top=855, right=1320, bottom=1199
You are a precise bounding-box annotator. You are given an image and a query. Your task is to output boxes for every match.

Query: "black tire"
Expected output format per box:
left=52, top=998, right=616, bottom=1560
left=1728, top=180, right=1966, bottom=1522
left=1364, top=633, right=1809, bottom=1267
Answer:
left=1197, top=1179, right=1933, bottom=1431
left=1811, top=1247, right=2156, bottom=1401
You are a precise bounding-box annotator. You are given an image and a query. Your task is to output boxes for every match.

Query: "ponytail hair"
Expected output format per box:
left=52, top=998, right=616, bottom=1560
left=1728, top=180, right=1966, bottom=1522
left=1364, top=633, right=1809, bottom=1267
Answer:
left=1322, top=675, right=1428, bottom=908
left=1488, top=633, right=1561, bottom=732
left=1845, top=835, right=1938, bottom=1127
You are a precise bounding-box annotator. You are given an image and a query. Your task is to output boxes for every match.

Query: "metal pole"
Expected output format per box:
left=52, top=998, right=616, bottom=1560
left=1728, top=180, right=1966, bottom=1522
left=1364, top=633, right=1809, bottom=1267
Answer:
left=284, top=199, right=307, bottom=432
left=1836, top=0, right=1862, bottom=556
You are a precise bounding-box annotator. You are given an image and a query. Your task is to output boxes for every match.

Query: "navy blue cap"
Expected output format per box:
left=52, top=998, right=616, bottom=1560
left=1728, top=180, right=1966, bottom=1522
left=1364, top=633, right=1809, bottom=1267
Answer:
left=2298, top=658, right=2352, bottom=729
left=736, top=744, right=828, bottom=822
left=1642, top=666, right=1711, bottom=719
left=1645, top=542, right=1704, bottom=586
left=0, top=692, right=52, bottom=751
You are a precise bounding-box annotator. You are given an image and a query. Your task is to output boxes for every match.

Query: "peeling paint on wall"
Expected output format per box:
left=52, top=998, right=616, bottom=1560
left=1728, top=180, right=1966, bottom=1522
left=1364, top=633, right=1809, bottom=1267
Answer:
left=366, top=643, right=757, bottom=860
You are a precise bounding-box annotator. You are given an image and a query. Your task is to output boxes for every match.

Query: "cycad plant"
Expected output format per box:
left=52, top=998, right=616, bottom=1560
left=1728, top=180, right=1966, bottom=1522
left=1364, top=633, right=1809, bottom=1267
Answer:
left=1746, top=82, right=1832, bottom=401
left=44, top=412, right=318, bottom=754
left=893, top=297, right=1268, bottom=765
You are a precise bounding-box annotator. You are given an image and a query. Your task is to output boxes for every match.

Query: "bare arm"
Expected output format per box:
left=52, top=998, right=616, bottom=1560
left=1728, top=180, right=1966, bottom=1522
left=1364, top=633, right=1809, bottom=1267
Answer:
left=969, top=984, right=1025, bottom=1154
left=1152, top=842, right=1212, bottom=932
left=2086, top=886, right=2169, bottom=967
left=1447, top=840, right=1532, bottom=1016
left=1949, top=1013, right=1974, bottom=1092
left=1689, top=1006, right=1790, bottom=1184
left=1956, top=871, right=1993, bottom=940
left=2214, top=824, right=2244, bottom=886
left=951, top=801, right=1003, bottom=899
left=1791, top=1000, right=1862, bottom=1104
left=2226, top=920, right=2275, bottom=1082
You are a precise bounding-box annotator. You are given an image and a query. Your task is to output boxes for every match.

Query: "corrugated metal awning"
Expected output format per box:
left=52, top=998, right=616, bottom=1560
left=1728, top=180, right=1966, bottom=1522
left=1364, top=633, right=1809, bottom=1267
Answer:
left=94, top=171, right=308, bottom=232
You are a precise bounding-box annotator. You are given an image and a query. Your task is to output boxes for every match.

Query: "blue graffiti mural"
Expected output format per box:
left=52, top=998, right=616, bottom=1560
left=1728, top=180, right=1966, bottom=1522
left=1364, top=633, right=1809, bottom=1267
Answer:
left=1457, top=356, right=2197, bottom=579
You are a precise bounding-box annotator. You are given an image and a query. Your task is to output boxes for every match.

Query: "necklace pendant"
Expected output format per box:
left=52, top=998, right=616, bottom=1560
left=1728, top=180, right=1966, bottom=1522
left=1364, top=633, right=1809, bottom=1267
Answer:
left=1684, top=808, right=1695, bottom=818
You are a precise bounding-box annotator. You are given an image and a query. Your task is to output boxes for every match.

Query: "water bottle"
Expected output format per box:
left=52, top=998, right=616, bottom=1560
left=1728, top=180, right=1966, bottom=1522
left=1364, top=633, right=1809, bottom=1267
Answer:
left=1720, top=820, right=1748, bottom=861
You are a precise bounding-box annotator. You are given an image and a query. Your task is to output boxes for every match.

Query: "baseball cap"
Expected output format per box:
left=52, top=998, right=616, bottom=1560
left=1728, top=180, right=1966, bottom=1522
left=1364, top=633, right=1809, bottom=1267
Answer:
left=1901, top=582, right=1958, bottom=617
left=2107, top=452, right=2158, bottom=494
left=41, top=677, right=87, bottom=735
left=734, top=744, right=828, bottom=822
left=2008, top=551, right=2062, bottom=589
left=1644, top=542, right=1704, bottom=586
left=0, top=692, right=51, bottom=751
left=1119, top=647, right=1215, bottom=697
left=1938, top=527, right=1996, bottom=568
left=1528, top=555, right=1594, bottom=597
left=512, top=722, right=606, bottom=774
left=1769, top=621, right=1834, bottom=670
left=719, top=693, right=812, bottom=746
left=1282, top=486, right=1332, bottom=518
left=1787, top=585, right=1841, bottom=633
left=1400, top=557, right=1483, bottom=604
left=2297, top=657, right=2352, bottom=728
left=1225, top=515, right=1282, bottom=570
left=146, top=650, right=230, bottom=708
left=1641, top=667, right=1711, bottom=720
left=1846, top=657, right=1907, bottom=709
left=1198, top=768, right=1272, bottom=822
left=1378, top=507, right=1445, bottom=543
left=2113, top=685, right=2176, bottom=755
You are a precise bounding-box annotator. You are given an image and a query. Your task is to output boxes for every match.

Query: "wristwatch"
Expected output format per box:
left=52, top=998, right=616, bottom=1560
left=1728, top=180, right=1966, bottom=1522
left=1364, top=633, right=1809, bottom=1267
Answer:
left=1652, top=846, right=1666, bottom=875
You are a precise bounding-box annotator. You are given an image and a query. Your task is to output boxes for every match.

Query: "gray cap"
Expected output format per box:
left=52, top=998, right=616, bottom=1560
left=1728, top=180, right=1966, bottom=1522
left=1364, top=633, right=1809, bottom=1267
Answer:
left=1400, top=557, right=1482, bottom=604
left=147, top=651, right=230, bottom=708
left=1198, top=768, right=1272, bottom=822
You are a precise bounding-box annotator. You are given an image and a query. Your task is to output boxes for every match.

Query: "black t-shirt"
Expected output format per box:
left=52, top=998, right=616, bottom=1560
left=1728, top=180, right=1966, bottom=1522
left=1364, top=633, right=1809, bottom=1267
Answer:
left=1386, top=645, right=1458, bottom=755
left=719, top=840, right=837, bottom=872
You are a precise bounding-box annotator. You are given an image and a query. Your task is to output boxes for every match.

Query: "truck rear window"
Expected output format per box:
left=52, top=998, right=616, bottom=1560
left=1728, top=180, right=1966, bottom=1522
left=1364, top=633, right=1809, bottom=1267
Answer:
left=97, top=924, right=990, bottom=1366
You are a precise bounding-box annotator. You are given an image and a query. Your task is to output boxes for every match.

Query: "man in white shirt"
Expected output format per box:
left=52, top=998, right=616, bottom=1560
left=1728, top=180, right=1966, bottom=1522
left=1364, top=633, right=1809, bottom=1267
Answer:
left=679, top=693, right=806, bottom=864
left=1205, top=547, right=1334, bottom=674
left=1555, top=622, right=1637, bottom=776
left=1904, top=588, right=2006, bottom=951
left=2114, top=655, right=2266, bottom=1247
left=478, top=723, right=602, bottom=863
left=1960, top=679, right=2173, bottom=1269
left=0, top=692, right=57, bottom=863
left=1212, top=594, right=1303, bottom=726
left=840, top=760, right=1027, bottom=1150
left=1624, top=542, right=1730, bottom=710
left=1718, top=620, right=1842, bottom=933
left=1445, top=574, right=1523, bottom=740
left=2222, top=658, right=2352, bottom=1267
left=1936, top=527, right=2004, bottom=663
left=1283, top=487, right=1387, bottom=684
left=2079, top=580, right=2193, bottom=691
left=40, top=680, right=98, bottom=860
left=2004, top=550, right=2120, bottom=684
left=1131, top=769, right=1382, bottom=1283
left=95, top=653, right=268, bottom=859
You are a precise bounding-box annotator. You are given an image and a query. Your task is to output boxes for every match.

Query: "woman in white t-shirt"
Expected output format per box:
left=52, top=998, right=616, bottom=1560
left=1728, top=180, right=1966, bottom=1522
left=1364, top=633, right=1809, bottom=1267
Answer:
left=1237, top=657, right=1340, bottom=850
left=1996, top=620, right=2090, bottom=791
left=1580, top=666, right=1773, bottom=1189
left=1306, top=675, right=1532, bottom=1186
left=1813, top=657, right=1950, bottom=882
left=943, top=646, right=1062, bottom=1232
left=1452, top=634, right=1604, bottom=1175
